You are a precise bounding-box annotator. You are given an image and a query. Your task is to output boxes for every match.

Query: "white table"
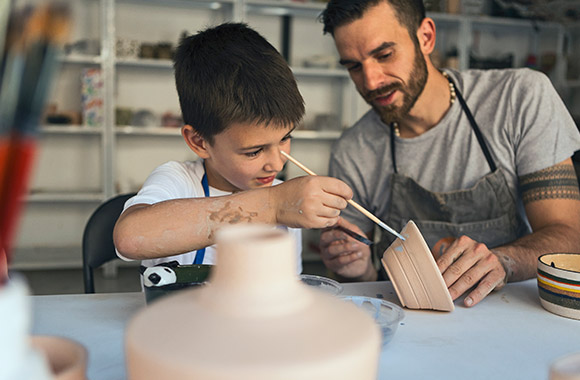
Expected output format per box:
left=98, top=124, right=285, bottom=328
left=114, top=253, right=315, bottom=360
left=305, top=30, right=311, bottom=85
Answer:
left=31, top=279, right=580, bottom=380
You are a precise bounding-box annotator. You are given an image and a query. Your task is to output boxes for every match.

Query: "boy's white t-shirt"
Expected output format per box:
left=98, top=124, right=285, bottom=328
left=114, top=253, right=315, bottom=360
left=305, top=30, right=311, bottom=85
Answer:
left=116, top=159, right=303, bottom=274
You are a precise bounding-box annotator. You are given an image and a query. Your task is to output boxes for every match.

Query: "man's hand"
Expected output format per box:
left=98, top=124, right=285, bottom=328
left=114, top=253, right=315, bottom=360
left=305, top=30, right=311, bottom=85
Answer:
left=319, top=218, right=376, bottom=281
left=436, top=235, right=508, bottom=307
left=271, top=176, right=352, bottom=229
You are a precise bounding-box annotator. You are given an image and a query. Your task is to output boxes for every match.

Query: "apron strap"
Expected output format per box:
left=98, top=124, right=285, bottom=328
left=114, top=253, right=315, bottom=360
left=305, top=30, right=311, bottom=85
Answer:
left=193, top=168, right=210, bottom=265
left=451, top=78, right=497, bottom=173
left=390, top=124, right=398, bottom=174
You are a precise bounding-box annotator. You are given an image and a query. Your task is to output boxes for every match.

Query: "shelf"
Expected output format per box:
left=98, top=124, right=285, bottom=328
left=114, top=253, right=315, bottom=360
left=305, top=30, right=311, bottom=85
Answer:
left=117, top=0, right=235, bottom=10
left=26, top=191, right=105, bottom=203
left=116, top=57, right=173, bottom=69
left=292, top=130, right=341, bottom=140
left=428, top=12, right=462, bottom=26
left=114, top=126, right=342, bottom=140
left=469, top=16, right=561, bottom=30
left=245, top=0, right=325, bottom=17
left=40, top=125, right=102, bottom=135
left=114, top=59, right=349, bottom=78
left=427, top=11, right=562, bottom=30
left=116, top=125, right=182, bottom=136
left=292, top=67, right=348, bottom=78
left=58, top=54, right=102, bottom=65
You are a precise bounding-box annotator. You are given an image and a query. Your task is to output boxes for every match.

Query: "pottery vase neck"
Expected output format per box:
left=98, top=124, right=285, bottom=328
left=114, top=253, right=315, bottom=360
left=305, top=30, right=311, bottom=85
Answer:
left=199, top=225, right=311, bottom=318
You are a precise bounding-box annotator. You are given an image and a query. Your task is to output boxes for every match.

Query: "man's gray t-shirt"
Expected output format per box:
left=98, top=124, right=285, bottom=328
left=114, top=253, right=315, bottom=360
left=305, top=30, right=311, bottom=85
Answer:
left=330, top=68, right=580, bottom=235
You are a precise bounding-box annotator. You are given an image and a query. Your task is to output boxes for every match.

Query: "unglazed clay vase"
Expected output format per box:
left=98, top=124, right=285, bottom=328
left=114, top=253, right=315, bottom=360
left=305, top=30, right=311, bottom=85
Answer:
left=125, top=224, right=381, bottom=380
left=381, top=220, right=454, bottom=311
left=30, top=336, right=88, bottom=380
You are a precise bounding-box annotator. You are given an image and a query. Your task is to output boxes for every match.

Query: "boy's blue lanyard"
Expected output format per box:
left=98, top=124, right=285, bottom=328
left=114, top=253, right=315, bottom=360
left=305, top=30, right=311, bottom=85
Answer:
left=193, top=172, right=210, bottom=265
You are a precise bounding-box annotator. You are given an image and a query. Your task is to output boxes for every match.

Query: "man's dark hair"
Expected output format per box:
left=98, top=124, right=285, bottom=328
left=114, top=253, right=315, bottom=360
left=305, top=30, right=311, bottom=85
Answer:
left=173, top=23, right=304, bottom=143
left=320, top=0, right=426, bottom=39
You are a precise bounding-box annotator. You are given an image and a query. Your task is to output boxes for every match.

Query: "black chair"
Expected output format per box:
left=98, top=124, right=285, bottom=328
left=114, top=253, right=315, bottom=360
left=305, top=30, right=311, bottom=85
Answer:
left=82, top=192, right=136, bottom=293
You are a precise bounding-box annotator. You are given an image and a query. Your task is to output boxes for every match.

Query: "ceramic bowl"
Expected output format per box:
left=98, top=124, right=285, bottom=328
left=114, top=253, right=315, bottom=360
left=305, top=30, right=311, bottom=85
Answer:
left=300, top=274, right=343, bottom=295
left=549, top=352, right=580, bottom=380
left=537, top=253, right=580, bottom=320
left=30, top=336, right=88, bottom=380
left=340, top=296, right=404, bottom=347
left=143, top=264, right=211, bottom=304
left=381, top=220, right=454, bottom=311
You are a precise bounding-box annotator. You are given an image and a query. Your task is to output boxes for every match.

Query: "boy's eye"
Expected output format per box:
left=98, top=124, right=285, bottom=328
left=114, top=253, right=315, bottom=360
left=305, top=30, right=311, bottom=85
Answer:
left=244, top=149, right=262, bottom=158
left=281, top=134, right=293, bottom=142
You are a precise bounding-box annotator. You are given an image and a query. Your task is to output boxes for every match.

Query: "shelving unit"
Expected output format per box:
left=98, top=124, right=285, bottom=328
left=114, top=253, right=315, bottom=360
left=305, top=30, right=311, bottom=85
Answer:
left=11, top=0, right=578, bottom=269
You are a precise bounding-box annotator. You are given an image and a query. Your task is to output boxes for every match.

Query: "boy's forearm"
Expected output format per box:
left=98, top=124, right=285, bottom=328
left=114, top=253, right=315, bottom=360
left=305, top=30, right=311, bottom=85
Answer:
left=113, top=188, right=277, bottom=260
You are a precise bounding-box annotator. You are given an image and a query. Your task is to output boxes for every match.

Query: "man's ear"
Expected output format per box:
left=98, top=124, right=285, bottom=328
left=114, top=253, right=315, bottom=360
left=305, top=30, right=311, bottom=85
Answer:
left=182, top=124, right=210, bottom=159
left=416, top=17, right=436, bottom=55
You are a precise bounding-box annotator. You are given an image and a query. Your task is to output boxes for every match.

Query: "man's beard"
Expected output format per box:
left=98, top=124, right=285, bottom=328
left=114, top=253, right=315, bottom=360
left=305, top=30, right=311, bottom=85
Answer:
left=362, top=41, right=428, bottom=125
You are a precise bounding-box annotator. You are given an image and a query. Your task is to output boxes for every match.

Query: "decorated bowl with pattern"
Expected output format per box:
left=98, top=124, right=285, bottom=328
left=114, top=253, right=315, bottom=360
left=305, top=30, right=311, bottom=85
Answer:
left=537, top=253, right=580, bottom=320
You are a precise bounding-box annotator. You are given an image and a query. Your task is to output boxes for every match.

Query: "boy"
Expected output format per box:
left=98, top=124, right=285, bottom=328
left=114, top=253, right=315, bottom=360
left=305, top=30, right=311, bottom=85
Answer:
left=113, top=23, right=352, bottom=272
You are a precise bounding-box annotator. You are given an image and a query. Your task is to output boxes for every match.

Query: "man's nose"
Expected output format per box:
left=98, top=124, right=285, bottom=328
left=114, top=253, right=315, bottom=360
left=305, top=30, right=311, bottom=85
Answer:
left=363, top=61, right=386, bottom=91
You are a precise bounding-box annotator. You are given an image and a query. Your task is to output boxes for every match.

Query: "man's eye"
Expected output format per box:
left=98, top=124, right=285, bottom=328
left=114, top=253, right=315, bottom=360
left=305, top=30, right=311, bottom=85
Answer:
left=346, top=64, right=361, bottom=72
left=378, top=53, right=391, bottom=61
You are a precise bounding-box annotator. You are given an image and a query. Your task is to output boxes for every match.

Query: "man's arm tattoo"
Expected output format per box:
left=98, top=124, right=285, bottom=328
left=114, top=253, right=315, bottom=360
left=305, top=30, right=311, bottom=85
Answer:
left=519, top=163, right=580, bottom=203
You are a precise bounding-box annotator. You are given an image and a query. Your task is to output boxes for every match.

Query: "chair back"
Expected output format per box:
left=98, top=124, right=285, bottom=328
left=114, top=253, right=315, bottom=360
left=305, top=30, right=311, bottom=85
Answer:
left=82, top=192, right=136, bottom=293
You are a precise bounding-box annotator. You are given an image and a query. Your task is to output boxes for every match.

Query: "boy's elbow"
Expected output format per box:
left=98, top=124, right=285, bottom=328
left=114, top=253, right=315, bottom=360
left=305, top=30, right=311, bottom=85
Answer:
left=113, top=223, right=143, bottom=260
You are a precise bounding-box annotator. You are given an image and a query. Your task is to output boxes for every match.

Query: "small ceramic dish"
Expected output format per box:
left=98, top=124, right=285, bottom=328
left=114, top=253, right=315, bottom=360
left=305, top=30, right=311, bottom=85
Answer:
left=142, top=263, right=211, bottom=304
left=549, top=351, right=580, bottom=380
left=300, top=274, right=343, bottom=296
left=537, top=253, right=580, bottom=320
left=340, top=296, right=404, bottom=347
left=381, top=220, right=454, bottom=311
left=30, top=335, right=88, bottom=380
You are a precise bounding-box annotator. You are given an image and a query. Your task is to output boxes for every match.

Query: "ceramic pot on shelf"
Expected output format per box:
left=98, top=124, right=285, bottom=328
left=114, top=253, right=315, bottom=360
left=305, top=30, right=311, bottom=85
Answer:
left=125, top=224, right=381, bottom=380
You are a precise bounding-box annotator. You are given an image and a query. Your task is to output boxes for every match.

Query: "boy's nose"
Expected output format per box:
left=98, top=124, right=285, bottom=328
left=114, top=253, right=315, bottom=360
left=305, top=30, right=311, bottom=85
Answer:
left=264, top=150, right=285, bottom=172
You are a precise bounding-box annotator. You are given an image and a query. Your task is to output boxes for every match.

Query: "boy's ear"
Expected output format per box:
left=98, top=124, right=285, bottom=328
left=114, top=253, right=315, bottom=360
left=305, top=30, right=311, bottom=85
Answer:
left=181, top=124, right=210, bottom=159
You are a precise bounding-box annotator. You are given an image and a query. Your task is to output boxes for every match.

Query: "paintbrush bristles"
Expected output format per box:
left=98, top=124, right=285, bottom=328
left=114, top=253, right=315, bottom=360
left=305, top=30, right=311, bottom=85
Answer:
left=45, top=4, right=71, bottom=45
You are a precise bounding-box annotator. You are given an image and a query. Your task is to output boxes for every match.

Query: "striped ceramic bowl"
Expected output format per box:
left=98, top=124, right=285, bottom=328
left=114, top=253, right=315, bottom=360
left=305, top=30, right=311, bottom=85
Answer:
left=537, top=253, right=580, bottom=320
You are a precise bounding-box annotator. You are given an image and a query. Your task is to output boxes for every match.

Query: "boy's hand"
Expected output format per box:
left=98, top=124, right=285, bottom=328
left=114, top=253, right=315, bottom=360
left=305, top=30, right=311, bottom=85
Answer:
left=319, top=218, right=376, bottom=281
left=271, top=176, right=352, bottom=229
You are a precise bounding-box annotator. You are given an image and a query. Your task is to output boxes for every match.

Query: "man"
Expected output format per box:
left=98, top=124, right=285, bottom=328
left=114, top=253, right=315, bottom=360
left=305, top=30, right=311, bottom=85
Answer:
left=318, top=0, right=580, bottom=307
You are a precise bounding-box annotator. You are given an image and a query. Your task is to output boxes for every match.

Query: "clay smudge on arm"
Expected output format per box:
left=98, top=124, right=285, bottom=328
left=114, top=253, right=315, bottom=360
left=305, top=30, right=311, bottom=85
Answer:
left=208, top=201, right=258, bottom=223
left=205, top=201, right=260, bottom=239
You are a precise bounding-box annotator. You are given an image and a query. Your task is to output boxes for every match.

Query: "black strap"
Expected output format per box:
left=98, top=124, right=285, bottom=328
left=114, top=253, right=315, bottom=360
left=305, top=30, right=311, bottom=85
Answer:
left=390, top=123, right=398, bottom=174
left=452, top=78, right=497, bottom=173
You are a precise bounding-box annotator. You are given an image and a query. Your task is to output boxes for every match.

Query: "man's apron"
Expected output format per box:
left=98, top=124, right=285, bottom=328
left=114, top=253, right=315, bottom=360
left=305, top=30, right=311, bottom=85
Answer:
left=375, top=77, right=529, bottom=257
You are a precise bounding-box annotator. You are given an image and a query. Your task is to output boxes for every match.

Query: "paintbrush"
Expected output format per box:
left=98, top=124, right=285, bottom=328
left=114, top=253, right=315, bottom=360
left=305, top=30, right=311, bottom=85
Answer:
left=334, top=225, right=373, bottom=246
left=280, top=150, right=405, bottom=241
left=0, top=4, right=70, bottom=267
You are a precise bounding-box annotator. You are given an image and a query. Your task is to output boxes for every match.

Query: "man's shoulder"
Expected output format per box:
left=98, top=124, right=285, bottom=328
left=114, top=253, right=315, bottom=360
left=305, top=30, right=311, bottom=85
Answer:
left=459, top=68, right=550, bottom=91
